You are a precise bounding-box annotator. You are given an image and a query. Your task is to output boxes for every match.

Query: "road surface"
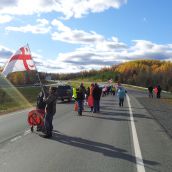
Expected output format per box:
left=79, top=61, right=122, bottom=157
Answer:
left=0, top=88, right=172, bottom=172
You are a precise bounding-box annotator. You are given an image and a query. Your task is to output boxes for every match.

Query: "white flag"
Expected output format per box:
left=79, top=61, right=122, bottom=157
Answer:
left=2, top=45, right=36, bottom=77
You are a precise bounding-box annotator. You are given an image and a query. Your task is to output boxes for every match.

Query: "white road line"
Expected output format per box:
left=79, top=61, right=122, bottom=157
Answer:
left=24, top=129, right=31, bottom=136
left=1, top=129, right=31, bottom=144
left=10, top=136, right=22, bottom=142
left=126, top=95, right=146, bottom=172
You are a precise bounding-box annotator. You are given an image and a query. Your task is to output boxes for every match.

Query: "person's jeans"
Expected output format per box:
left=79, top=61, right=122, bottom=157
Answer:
left=157, top=92, right=161, bottom=98
left=77, top=100, right=83, bottom=115
left=97, top=100, right=100, bottom=112
left=93, top=99, right=99, bottom=113
left=119, top=98, right=124, bottom=107
left=44, top=114, right=54, bottom=136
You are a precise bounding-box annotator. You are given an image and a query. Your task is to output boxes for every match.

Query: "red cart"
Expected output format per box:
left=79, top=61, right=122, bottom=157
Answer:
left=28, top=109, right=45, bottom=132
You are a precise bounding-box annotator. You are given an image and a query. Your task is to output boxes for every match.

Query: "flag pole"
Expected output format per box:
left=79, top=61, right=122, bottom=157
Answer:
left=26, top=43, right=46, bottom=96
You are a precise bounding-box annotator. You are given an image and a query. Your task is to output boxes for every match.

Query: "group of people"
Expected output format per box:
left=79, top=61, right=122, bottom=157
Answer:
left=33, top=82, right=163, bottom=139
left=148, top=85, right=162, bottom=98
left=73, top=82, right=127, bottom=116
left=102, top=85, right=116, bottom=96
left=73, top=83, right=102, bottom=116
left=35, top=82, right=127, bottom=138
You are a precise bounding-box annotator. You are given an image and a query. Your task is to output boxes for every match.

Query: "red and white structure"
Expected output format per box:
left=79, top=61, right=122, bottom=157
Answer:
left=2, top=45, right=36, bottom=77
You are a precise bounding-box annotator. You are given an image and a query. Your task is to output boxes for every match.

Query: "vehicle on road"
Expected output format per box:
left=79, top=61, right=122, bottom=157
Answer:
left=34, top=82, right=41, bottom=86
left=56, top=85, right=73, bottom=102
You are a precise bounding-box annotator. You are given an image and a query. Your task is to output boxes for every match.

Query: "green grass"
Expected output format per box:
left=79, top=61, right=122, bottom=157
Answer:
left=0, top=87, right=41, bottom=114
left=18, top=87, right=41, bottom=104
left=68, top=80, right=93, bottom=89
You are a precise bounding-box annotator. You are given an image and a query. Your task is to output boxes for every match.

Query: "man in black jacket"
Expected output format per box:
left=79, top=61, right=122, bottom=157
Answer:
left=92, top=83, right=102, bottom=113
left=43, top=87, right=57, bottom=138
left=76, top=85, right=85, bottom=116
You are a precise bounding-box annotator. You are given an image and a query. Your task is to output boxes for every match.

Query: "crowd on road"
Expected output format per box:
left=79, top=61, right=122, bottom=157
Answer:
left=28, top=81, right=163, bottom=139
left=30, top=82, right=128, bottom=138
left=73, top=82, right=127, bottom=116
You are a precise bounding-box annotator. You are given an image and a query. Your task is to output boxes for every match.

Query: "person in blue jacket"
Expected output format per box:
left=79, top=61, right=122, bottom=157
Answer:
left=117, top=87, right=126, bottom=107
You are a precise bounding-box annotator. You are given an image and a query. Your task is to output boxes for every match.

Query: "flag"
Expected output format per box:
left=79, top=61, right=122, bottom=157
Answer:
left=2, top=45, right=36, bottom=77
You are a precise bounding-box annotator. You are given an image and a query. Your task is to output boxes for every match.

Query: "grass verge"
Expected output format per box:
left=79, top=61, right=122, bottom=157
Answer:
left=0, top=87, right=41, bottom=115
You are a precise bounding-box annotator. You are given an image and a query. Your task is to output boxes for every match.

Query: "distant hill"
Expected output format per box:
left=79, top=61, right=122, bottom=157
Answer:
left=64, top=59, right=172, bottom=91
left=113, top=60, right=172, bottom=91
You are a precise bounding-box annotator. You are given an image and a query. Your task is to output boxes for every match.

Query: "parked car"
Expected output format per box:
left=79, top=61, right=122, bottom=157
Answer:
left=56, top=85, right=73, bottom=102
left=34, top=82, right=41, bottom=86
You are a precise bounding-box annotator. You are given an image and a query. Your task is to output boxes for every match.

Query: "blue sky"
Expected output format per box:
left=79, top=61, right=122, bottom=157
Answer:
left=0, top=0, right=172, bottom=73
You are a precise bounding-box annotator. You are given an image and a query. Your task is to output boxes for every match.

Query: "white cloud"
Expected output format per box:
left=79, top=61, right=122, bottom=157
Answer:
left=53, top=39, right=172, bottom=73
left=126, top=40, right=172, bottom=60
left=0, top=45, right=13, bottom=58
left=0, top=45, right=13, bottom=66
left=0, top=15, right=13, bottom=23
left=0, top=0, right=127, bottom=19
left=51, top=19, right=127, bottom=52
left=51, top=19, right=105, bottom=44
left=0, top=31, right=172, bottom=73
left=5, top=18, right=51, bottom=34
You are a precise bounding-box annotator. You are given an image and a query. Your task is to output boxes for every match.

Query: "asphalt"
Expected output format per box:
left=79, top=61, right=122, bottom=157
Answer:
left=0, top=88, right=172, bottom=172
left=137, top=97, right=172, bottom=138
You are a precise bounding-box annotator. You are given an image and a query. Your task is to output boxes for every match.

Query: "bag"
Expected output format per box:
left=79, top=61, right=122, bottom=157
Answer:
left=74, top=102, right=78, bottom=111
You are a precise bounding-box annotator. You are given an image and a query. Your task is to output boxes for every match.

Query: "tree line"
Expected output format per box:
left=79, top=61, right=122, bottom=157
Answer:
left=55, top=60, right=172, bottom=92
left=0, top=60, right=172, bottom=92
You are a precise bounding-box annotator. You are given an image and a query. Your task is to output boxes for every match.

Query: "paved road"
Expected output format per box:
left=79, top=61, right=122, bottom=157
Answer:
left=0, top=88, right=172, bottom=172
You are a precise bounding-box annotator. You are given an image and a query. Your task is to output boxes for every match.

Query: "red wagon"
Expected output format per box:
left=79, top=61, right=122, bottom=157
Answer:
left=28, top=109, right=45, bottom=132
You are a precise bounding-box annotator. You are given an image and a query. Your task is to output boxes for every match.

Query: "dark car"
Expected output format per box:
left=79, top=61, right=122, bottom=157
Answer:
left=56, top=85, right=73, bottom=102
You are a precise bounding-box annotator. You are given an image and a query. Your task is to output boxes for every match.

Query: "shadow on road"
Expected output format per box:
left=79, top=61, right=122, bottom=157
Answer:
left=97, top=108, right=152, bottom=120
left=82, top=114, right=131, bottom=122
left=51, top=130, right=159, bottom=166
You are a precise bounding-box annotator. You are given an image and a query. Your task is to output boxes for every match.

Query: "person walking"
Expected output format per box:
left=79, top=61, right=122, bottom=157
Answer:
left=157, top=85, right=162, bottom=99
left=97, top=84, right=102, bottom=112
left=86, top=87, right=90, bottom=99
left=111, top=85, right=116, bottom=96
left=154, top=86, right=158, bottom=97
left=76, top=85, right=85, bottom=116
left=80, top=83, right=86, bottom=110
left=117, top=87, right=126, bottom=107
left=87, top=83, right=94, bottom=112
left=148, top=85, right=153, bottom=98
left=43, top=87, right=57, bottom=138
left=72, top=87, right=77, bottom=101
left=92, top=83, right=101, bottom=113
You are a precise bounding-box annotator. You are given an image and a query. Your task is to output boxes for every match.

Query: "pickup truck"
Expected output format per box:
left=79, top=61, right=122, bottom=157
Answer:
left=56, top=85, right=73, bottom=102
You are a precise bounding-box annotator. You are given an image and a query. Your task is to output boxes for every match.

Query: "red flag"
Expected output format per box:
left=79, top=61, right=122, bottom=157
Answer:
left=2, top=45, right=36, bottom=77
